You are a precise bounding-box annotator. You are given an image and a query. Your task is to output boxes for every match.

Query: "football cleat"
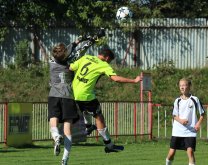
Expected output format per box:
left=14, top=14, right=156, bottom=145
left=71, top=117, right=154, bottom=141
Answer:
left=104, top=144, right=124, bottom=153
left=86, top=124, right=97, bottom=135
left=61, top=159, right=68, bottom=165
left=54, top=135, right=62, bottom=156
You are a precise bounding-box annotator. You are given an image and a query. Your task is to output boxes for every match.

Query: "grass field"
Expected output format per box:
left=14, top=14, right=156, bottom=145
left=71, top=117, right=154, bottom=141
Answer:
left=0, top=139, right=208, bottom=165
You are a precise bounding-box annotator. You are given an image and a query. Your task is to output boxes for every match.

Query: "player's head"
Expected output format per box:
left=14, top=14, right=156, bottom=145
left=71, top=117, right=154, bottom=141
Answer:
left=178, top=78, right=191, bottom=95
left=52, top=43, right=68, bottom=62
left=98, top=48, right=115, bottom=63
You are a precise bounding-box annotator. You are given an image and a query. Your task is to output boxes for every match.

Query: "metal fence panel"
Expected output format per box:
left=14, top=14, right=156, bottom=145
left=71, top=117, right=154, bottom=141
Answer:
left=1, top=18, right=208, bottom=69
left=32, top=103, right=50, bottom=140
left=153, top=104, right=208, bottom=139
left=2, top=102, right=207, bottom=142
left=0, top=102, right=151, bottom=142
left=0, top=103, right=6, bottom=142
left=118, top=102, right=135, bottom=135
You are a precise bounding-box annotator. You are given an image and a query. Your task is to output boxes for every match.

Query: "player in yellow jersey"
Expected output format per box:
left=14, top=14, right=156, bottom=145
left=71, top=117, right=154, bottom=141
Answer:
left=70, top=48, right=141, bottom=152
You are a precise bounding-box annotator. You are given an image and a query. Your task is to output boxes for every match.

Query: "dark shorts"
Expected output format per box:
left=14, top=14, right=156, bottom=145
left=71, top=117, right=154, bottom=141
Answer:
left=170, top=136, right=196, bottom=151
left=76, top=99, right=102, bottom=117
left=48, top=97, right=79, bottom=123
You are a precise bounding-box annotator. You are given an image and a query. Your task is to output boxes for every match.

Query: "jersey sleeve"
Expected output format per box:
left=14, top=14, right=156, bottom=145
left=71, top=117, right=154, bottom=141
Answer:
left=70, top=57, right=81, bottom=71
left=196, top=98, right=205, bottom=115
left=104, top=64, right=117, bottom=77
left=65, top=42, right=78, bottom=63
left=172, top=98, right=179, bottom=116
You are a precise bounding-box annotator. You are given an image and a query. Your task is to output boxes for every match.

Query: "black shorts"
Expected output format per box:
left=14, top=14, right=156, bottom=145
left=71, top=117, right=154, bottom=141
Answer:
left=48, top=97, right=79, bottom=123
left=76, top=99, right=102, bottom=117
left=170, top=136, right=196, bottom=151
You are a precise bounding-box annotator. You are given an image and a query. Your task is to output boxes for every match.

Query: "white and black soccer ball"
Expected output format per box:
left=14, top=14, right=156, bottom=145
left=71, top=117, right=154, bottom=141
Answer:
left=116, top=6, right=133, bottom=21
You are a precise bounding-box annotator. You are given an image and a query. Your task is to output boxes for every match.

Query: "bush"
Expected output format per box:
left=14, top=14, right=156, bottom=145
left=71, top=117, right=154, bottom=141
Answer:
left=1, top=65, right=208, bottom=104
left=14, top=39, right=31, bottom=68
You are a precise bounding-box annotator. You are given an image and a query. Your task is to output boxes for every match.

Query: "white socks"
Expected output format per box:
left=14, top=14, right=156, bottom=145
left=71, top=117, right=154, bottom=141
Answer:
left=62, top=135, right=72, bottom=161
left=98, top=127, right=114, bottom=149
left=166, top=158, right=172, bottom=165
left=97, top=127, right=110, bottom=141
left=166, top=158, right=195, bottom=165
left=50, top=127, right=60, bottom=141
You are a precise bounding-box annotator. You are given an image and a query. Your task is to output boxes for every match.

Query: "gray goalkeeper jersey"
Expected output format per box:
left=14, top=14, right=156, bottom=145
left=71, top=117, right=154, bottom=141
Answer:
left=48, top=60, right=74, bottom=99
left=48, top=40, right=92, bottom=98
left=48, top=42, right=78, bottom=98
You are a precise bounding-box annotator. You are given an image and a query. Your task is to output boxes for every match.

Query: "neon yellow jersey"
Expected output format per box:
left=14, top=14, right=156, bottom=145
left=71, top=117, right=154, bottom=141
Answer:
left=70, top=55, right=117, bottom=101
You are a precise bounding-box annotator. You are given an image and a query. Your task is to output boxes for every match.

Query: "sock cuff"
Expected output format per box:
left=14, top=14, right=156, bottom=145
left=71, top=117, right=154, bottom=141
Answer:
left=166, top=158, right=172, bottom=162
left=50, top=127, right=59, bottom=132
left=103, top=139, right=111, bottom=144
left=65, top=135, right=72, bottom=141
left=97, top=127, right=107, bottom=132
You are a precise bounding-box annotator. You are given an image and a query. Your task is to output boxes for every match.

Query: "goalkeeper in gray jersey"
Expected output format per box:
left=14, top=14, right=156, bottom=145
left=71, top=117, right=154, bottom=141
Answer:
left=48, top=29, right=105, bottom=165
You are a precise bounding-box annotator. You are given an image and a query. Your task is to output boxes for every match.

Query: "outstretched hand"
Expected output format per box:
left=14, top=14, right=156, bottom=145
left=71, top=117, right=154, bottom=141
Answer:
left=134, top=76, right=142, bottom=83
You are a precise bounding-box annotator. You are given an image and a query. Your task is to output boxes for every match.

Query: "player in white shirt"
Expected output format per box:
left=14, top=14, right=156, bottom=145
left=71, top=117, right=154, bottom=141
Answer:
left=165, top=78, right=205, bottom=165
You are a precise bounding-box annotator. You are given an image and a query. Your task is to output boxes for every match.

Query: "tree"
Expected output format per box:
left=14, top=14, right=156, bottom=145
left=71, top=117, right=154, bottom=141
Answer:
left=1, top=0, right=208, bottom=43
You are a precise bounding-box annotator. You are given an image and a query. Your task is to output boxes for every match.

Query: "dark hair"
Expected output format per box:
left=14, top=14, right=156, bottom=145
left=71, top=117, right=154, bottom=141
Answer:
left=52, top=43, right=67, bottom=62
left=99, top=49, right=115, bottom=60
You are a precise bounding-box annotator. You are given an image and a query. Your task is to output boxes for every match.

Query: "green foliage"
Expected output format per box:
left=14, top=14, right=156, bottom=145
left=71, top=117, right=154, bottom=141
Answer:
left=14, top=40, right=31, bottom=68
left=152, top=60, right=176, bottom=78
left=1, top=0, right=207, bottom=34
left=0, top=66, right=49, bottom=102
left=1, top=65, right=208, bottom=104
left=0, top=27, right=9, bottom=43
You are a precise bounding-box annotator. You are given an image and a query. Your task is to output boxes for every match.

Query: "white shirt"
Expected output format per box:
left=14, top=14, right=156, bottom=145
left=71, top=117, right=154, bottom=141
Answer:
left=172, top=95, right=205, bottom=137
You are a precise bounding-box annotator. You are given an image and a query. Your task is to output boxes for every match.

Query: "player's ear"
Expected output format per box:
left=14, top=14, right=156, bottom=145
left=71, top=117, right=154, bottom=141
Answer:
left=106, top=56, right=111, bottom=63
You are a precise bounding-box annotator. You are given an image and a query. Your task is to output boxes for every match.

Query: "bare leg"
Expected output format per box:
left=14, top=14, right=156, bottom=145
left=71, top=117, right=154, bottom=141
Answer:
left=95, top=114, right=106, bottom=129
left=186, top=147, right=195, bottom=164
left=62, top=120, right=72, bottom=164
left=166, top=148, right=176, bottom=165
left=50, top=117, right=62, bottom=156
left=50, top=117, right=60, bottom=140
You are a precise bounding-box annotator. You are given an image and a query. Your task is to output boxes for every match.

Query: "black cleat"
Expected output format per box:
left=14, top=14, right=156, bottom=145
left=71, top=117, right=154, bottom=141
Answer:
left=104, top=145, right=124, bottom=153
left=54, top=135, right=62, bottom=156
left=86, top=124, right=97, bottom=135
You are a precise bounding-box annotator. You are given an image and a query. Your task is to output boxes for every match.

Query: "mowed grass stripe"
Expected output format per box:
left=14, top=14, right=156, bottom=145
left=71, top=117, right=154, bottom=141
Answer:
left=0, top=140, right=208, bottom=165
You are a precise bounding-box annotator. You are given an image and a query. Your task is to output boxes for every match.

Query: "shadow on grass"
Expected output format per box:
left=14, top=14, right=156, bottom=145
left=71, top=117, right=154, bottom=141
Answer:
left=0, top=150, right=23, bottom=153
left=0, top=143, right=53, bottom=151
left=73, top=142, right=104, bottom=147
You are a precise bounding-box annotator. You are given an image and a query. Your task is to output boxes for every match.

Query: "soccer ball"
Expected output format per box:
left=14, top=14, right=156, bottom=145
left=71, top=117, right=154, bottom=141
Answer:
left=116, top=6, right=133, bottom=21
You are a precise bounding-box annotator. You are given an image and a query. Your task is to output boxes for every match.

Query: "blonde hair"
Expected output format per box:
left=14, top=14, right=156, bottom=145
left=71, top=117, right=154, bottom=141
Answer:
left=52, top=43, right=67, bottom=62
left=178, top=78, right=192, bottom=86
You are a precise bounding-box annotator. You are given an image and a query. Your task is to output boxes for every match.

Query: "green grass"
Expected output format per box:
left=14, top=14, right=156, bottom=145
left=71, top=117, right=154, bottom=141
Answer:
left=0, top=139, right=208, bottom=165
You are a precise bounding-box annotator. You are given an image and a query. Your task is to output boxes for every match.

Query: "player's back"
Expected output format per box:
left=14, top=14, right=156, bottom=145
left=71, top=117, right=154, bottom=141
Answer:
left=71, top=55, right=114, bottom=101
left=49, top=60, right=74, bottom=99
